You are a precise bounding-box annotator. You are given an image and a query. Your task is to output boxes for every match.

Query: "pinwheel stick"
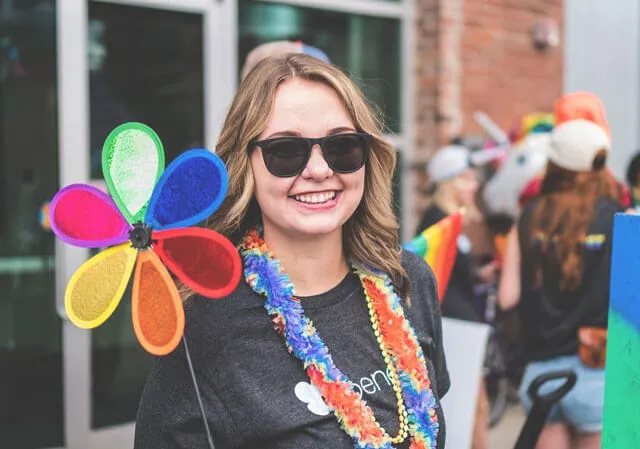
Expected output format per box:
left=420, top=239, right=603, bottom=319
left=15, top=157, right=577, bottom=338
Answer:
left=183, top=335, right=216, bottom=449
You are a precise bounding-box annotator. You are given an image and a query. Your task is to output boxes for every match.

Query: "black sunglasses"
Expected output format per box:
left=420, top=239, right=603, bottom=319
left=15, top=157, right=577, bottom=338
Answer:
left=248, top=132, right=371, bottom=178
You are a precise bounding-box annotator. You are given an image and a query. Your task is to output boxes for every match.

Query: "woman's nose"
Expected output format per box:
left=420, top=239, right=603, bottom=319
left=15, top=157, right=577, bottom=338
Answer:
left=301, top=145, right=332, bottom=179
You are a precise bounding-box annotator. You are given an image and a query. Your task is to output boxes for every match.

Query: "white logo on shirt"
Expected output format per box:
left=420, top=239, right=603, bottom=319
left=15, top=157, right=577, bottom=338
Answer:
left=295, top=368, right=394, bottom=416
left=294, top=382, right=331, bottom=416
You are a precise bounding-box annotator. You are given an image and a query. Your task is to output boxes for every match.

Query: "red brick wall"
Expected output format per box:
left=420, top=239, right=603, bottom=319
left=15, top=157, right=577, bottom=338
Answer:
left=413, top=0, right=564, bottom=154
left=459, top=0, right=564, bottom=136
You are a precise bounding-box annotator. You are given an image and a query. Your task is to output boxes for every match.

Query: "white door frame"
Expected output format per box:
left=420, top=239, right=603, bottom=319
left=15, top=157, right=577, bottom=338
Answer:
left=55, top=0, right=235, bottom=447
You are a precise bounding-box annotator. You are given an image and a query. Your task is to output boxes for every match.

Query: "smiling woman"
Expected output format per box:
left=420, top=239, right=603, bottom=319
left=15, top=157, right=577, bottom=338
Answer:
left=248, top=79, right=367, bottom=250
left=134, top=54, right=450, bottom=449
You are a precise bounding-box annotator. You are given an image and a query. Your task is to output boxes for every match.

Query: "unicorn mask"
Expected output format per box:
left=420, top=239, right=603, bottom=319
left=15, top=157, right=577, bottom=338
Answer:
left=483, top=132, right=552, bottom=219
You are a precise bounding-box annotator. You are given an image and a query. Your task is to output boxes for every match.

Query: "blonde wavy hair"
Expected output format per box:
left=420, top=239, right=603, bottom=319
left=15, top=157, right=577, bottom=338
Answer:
left=186, top=53, right=407, bottom=297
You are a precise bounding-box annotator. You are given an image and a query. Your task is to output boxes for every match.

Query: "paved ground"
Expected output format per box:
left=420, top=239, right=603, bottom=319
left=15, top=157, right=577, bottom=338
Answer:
left=489, top=403, right=527, bottom=449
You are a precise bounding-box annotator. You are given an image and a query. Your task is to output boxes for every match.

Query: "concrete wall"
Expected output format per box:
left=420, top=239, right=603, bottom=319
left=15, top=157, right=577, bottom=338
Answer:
left=564, top=0, right=640, bottom=179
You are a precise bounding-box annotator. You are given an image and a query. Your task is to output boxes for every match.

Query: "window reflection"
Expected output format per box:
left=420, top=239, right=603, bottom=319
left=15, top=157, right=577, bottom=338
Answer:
left=238, top=1, right=402, bottom=133
left=89, top=2, right=204, bottom=179
left=0, top=1, right=63, bottom=447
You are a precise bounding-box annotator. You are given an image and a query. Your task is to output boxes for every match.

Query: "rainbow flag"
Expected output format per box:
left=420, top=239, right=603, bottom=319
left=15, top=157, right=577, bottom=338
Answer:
left=403, top=210, right=463, bottom=302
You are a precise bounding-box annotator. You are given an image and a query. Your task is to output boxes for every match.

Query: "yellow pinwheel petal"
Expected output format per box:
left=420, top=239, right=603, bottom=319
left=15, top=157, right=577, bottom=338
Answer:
left=65, top=244, right=137, bottom=329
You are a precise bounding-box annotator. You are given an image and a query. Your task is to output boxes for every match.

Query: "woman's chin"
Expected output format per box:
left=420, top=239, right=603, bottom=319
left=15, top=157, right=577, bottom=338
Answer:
left=265, top=218, right=345, bottom=241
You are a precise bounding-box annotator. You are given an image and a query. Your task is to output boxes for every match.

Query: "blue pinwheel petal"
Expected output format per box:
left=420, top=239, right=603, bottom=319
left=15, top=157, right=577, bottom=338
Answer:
left=144, top=149, right=228, bottom=230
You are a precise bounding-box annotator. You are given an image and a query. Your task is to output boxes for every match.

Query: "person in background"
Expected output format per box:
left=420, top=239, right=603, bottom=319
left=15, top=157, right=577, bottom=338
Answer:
left=625, top=150, right=640, bottom=209
left=500, top=92, right=624, bottom=449
left=417, top=145, right=496, bottom=323
left=241, top=40, right=330, bottom=80
left=416, top=144, right=494, bottom=449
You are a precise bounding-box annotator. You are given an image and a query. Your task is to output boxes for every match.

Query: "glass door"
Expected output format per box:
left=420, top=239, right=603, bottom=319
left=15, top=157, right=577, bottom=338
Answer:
left=57, top=0, right=235, bottom=448
left=87, top=1, right=204, bottom=439
left=0, top=1, right=64, bottom=448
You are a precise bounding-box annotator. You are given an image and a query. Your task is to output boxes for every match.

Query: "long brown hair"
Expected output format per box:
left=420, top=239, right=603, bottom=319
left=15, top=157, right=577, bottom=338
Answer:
left=529, top=151, right=618, bottom=291
left=181, top=53, right=407, bottom=298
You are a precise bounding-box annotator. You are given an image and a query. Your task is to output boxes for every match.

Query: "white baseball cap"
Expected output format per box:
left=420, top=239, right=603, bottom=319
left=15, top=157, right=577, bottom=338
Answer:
left=548, top=119, right=611, bottom=172
left=427, top=145, right=473, bottom=183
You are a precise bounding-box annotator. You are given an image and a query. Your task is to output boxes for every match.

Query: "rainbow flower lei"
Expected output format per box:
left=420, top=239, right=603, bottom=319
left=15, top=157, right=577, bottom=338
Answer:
left=240, top=229, right=439, bottom=449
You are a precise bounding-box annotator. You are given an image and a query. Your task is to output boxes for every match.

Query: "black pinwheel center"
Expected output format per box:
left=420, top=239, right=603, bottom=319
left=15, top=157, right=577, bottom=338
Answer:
left=129, top=222, right=153, bottom=249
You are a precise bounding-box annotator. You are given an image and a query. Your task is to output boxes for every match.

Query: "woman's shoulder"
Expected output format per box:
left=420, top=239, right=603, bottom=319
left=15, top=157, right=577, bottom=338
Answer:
left=399, top=250, right=448, bottom=394
left=594, top=196, right=625, bottom=214
left=588, top=197, right=625, bottom=235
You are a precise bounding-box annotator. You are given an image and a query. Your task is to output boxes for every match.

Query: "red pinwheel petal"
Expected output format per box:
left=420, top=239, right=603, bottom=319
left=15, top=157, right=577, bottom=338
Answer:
left=153, top=228, right=241, bottom=298
left=50, top=184, right=130, bottom=248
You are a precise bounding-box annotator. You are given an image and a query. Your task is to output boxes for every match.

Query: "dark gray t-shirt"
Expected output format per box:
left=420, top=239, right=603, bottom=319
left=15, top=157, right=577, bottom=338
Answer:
left=517, top=197, right=623, bottom=361
left=134, top=250, right=450, bottom=449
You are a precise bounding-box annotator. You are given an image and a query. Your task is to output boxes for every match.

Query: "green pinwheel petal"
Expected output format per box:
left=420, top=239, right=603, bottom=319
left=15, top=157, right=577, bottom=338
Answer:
left=102, top=122, right=165, bottom=223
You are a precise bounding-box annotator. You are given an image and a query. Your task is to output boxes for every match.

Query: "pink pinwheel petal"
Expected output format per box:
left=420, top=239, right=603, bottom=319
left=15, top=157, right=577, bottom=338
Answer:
left=50, top=184, right=131, bottom=248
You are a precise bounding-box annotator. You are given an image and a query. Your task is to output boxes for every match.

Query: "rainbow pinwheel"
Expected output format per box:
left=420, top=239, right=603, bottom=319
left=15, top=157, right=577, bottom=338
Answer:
left=49, top=122, right=241, bottom=355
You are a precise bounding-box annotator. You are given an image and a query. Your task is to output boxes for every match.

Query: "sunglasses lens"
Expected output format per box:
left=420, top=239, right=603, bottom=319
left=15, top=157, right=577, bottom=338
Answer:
left=261, top=139, right=308, bottom=177
left=323, top=134, right=367, bottom=173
